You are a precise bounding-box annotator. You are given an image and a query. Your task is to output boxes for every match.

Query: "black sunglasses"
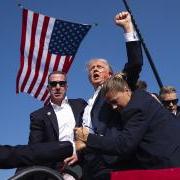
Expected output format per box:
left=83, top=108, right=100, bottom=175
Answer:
left=162, top=99, right=178, bottom=106
left=49, top=81, right=67, bottom=87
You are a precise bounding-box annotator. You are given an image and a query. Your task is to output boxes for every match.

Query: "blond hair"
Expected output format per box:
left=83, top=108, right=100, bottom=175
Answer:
left=101, top=72, right=129, bottom=96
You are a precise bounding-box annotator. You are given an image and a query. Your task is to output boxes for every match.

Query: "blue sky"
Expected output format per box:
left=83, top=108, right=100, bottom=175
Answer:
left=1, top=0, right=180, bottom=179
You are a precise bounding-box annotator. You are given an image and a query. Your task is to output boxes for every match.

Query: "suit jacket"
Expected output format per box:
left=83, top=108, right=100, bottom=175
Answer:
left=0, top=141, right=72, bottom=169
left=29, top=98, right=87, bottom=144
left=88, top=90, right=180, bottom=170
left=176, top=106, right=180, bottom=118
left=28, top=98, right=87, bottom=171
left=81, top=41, right=143, bottom=179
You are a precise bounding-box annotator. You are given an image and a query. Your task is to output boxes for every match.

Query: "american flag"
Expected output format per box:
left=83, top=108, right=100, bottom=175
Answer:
left=16, top=8, right=91, bottom=102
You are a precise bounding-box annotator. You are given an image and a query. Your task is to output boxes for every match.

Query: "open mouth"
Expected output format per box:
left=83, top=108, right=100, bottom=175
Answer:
left=93, top=73, right=100, bottom=79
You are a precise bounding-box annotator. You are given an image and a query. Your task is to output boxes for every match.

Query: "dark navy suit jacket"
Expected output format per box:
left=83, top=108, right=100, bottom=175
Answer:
left=88, top=90, right=180, bottom=170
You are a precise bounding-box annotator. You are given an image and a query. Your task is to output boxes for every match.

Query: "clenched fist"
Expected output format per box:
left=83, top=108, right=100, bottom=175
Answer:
left=115, top=11, right=134, bottom=33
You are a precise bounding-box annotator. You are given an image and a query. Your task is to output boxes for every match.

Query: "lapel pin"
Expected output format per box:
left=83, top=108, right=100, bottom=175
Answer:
left=47, top=112, right=51, bottom=116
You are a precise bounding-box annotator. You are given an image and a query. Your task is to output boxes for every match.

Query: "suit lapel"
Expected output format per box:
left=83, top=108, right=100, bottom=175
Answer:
left=91, top=92, right=109, bottom=134
left=44, top=104, right=59, bottom=137
left=91, top=92, right=103, bottom=122
left=68, top=99, right=80, bottom=126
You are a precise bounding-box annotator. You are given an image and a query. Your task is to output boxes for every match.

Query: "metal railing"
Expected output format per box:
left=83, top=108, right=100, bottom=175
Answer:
left=8, top=166, right=64, bottom=180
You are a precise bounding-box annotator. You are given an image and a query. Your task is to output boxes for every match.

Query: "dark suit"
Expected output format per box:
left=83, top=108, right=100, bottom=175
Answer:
left=23, top=98, right=86, bottom=180
left=88, top=90, right=180, bottom=170
left=29, top=99, right=86, bottom=144
left=29, top=97, right=86, bottom=153
left=0, top=141, right=72, bottom=169
left=82, top=41, right=143, bottom=179
left=176, top=106, right=180, bottom=118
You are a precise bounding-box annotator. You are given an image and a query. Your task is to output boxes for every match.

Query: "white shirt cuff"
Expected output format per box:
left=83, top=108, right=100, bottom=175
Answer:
left=72, top=141, right=77, bottom=155
left=124, top=31, right=139, bottom=42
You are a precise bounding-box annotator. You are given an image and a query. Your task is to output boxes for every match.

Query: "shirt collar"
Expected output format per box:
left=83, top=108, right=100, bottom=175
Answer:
left=95, top=85, right=102, bottom=92
left=50, top=96, right=68, bottom=110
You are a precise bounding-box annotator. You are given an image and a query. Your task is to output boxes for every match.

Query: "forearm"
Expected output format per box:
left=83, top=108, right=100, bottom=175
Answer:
left=0, top=141, right=73, bottom=169
left=115, top=11, right=143, bottom=90
left=123, top=41, right=143, bottom=90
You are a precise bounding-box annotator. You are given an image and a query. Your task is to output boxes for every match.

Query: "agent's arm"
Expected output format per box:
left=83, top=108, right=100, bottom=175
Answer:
left=0, top=141, right=73, bottom=169
left=116, top=11, right=143, bottom=91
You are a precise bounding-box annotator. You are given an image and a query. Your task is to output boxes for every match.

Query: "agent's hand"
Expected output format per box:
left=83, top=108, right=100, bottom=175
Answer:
left=64, top=154, right=78, bottom=166
left=75, top=140, right=86, bottom=151
left=115, top=11, right=134, bottom=33
left=74, top=127, right=89, bottom=142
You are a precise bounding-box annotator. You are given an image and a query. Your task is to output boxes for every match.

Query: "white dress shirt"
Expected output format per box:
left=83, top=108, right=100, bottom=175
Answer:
left=82, top=86, right=101, bottom=133
left=51, top=97, right=76, bottom=154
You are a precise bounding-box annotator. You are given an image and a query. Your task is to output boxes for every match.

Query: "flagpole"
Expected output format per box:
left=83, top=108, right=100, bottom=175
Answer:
left=16, top=0, right=23, bottom=8
left=122, top=0, right=163, bottom=89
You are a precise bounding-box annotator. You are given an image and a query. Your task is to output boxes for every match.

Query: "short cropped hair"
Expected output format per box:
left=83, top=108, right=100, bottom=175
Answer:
left=159, top=86, right=177, bottom=100
left=48, top=71, right=67, bottom=84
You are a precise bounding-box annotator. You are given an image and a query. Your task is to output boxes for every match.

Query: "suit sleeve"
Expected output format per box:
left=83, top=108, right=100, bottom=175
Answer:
left=123, top=41, right=143, bottom=91
left=87, top=109, right=148, bottom=158
left=0, top=141, right=73, bottom=169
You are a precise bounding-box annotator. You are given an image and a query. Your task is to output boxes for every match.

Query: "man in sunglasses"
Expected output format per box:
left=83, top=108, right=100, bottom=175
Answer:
left=159, top=86, right=180, bottom=117
left=24, top=71, right=87, bottom=179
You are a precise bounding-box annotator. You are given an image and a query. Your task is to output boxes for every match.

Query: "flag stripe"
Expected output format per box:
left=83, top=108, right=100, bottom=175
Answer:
left=34, top=53, right=51, bottom=98
left=18, top=10, right=34, bottom=92
left=57, top=56, right=66, bottom=71
left=20, top=12, right=39, bottom=92
left=53, top=55, right=62, bottom=71
left=41, top=89, right=49, bottom=101
left=62, top=56, right=73, bottom=73
left=29, top=17, right=55, bottom=98
left=27, top=15, right=50, bottom=94
left=23, top=13, right=45, bottom=94
left=16, top=9, right=28, bottom=93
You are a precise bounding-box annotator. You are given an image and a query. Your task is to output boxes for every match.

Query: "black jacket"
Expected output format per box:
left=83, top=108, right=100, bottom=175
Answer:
left=88, top=90, right=180, bottom=170
left=0, top=141, right=72, bottom=169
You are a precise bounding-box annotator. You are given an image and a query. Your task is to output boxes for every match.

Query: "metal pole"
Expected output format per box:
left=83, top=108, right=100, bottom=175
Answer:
left=122, top=0, right=163, bottom=89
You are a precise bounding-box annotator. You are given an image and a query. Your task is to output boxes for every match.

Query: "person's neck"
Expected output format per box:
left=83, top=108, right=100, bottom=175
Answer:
left=93, top=84, right=102, bottom=91
left=51, top=100, right=62, bottom=106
